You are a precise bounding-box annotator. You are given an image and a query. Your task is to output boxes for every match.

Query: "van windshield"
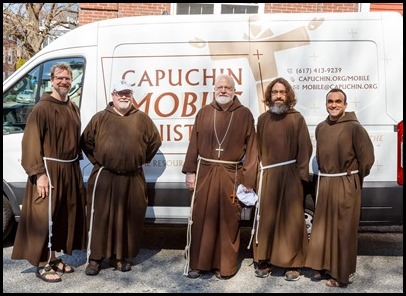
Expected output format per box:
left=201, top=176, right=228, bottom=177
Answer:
left=3, top=57, right=85, bottom=134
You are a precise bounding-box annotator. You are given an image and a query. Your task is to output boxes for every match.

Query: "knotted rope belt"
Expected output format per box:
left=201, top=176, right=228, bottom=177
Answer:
left=183, top=156, right=240, bottom=276
left=247, top=159, right=296, bottom=249
left=315, top=169, right=359, bottom=206
left=43, top=155, right=79, bottom=263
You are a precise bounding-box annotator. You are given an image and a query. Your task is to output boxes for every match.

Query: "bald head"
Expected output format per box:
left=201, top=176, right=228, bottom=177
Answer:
left=215, top=74, right=235, bottom=89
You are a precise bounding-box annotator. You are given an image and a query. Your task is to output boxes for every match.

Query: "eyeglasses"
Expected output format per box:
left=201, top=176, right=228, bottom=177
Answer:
left=54, top=76, right=72, bottom=82
left=215, top=86, right=234, bottom=92
left=113, top=91, right=133, bottom=97
left=271, top=90, right=286, bottom=96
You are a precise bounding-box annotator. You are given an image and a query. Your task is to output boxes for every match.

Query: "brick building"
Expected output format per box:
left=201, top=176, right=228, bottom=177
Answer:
left=78, top=3, right=402, bottom=26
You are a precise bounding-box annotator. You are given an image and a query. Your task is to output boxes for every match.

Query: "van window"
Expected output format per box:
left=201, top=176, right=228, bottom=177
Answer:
left=3, top=57, right=85, bottom=134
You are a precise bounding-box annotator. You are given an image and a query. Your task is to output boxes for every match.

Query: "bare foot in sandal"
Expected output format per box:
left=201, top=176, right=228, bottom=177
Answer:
left=326, top=278, right=347, bottom=288
left=115, top=259, right=131, bottom=272
left=36, top=264, right=62, bottom=283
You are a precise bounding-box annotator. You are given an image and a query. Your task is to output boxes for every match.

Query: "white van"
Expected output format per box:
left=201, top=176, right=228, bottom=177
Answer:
left=3, top=12, right=403, bottom=240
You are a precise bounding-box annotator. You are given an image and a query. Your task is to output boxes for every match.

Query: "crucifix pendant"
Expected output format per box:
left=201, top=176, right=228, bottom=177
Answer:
left=230, top=192, right=236, bottom=204
left=215, top=144, right=224, bottom=158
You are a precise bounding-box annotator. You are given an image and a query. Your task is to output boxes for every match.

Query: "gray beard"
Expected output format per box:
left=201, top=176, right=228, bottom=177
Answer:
left=118, top=101, right=131, bottom=110
left=56, top=88, right=69, bottom=100
left=269, top=103, right=289, bottom=114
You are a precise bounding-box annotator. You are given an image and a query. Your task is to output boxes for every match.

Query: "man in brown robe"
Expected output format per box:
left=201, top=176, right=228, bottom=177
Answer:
left=252, top=77, right=312, bottom=281
left=81, top=80, right=162, bottom=276
left=12, top=63, right=86, bottom=283
left=182, top=74, right=258, bottom=280
left=305, top=88, right=374, bottom=287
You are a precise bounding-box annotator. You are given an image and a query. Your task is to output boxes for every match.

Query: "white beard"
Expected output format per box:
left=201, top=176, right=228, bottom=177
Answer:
left=216, top=95, right=232, bottom=105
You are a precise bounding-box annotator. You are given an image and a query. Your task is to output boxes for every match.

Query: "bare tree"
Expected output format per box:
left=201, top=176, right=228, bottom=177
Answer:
left=3, top=3, right=79, bottom=60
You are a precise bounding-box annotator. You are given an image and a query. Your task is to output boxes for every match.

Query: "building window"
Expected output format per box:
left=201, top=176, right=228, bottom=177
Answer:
left=174, top=3, right=263, bottom=15
left=176, top=3, right=213, bottom=14
left=221, top=4, right=258, bottom=14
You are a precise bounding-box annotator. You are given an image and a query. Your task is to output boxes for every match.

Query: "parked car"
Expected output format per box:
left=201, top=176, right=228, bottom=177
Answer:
left=16, top=89, right=34, bottom=104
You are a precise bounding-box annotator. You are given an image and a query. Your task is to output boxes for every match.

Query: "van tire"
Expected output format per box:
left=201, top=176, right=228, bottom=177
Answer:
left=3, top=195, right=14, bottom=242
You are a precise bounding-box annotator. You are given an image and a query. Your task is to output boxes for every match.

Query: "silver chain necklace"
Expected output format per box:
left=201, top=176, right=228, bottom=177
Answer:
left=214, top=109, right=234, bottom=159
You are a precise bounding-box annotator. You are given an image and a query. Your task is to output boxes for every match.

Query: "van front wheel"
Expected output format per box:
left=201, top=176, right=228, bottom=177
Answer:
left=3, top=195, right=14, bottom=241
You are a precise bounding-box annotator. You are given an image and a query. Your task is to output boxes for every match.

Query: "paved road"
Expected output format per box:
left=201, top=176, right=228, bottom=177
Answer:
left=3, top=225, right=403, bottom=293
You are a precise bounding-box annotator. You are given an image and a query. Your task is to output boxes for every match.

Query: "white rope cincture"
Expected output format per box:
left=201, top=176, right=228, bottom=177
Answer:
left=43, top=155, right=79, bottom=263
left=86, top=166, right=104, bottom=264
left=315, top=170, right=359, bottom=206
left=183, top=156, right=240, bottom=276
left=183, top=159, right=201, bottom=276
left=247, top=159, right=296, bottom=250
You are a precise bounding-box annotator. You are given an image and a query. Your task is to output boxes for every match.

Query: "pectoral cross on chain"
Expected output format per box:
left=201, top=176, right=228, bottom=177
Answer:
left=214, top=109, right=234, bottom=159
left=215, top=144, right=224, bottom=159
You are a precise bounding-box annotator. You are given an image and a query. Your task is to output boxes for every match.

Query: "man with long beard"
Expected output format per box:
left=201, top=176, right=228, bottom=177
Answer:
left=182, top=74, right=258, bottom=280
left=252, top=77, right=312, bottom=281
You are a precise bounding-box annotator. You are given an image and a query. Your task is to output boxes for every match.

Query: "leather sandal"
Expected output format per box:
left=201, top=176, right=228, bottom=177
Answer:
left=49, top=258, right=74, bottom=273
left=36, top=264, right=62, bottom=283
left=115, top=260, right=131, bottom=272
left=326, top=278, right=347, bottom=288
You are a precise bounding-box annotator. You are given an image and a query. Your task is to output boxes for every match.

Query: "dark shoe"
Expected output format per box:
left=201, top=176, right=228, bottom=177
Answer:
left=311, top=270, right=329, bottom=281
left=49, top=258, right=74, bottom=273
left=187, top=269, right=201, bottom=279
left=214, top=270, right=233, bottom=280
left=36, top=264, right=62, bottom=283
left=254, top=261, right=271, bottom=278
left=85, top=260, right=101, bottom=276
left=284, top=269, right=300, bottom=281
left=114, top=260, right=132, bottom=272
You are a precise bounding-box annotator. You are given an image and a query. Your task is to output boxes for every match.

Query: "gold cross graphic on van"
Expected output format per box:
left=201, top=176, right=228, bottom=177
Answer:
left=191, top=16, right=324, bottom=112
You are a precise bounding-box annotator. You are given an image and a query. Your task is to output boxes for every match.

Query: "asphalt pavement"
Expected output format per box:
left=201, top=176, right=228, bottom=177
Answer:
left=3, top=225, right=403, bottom=293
